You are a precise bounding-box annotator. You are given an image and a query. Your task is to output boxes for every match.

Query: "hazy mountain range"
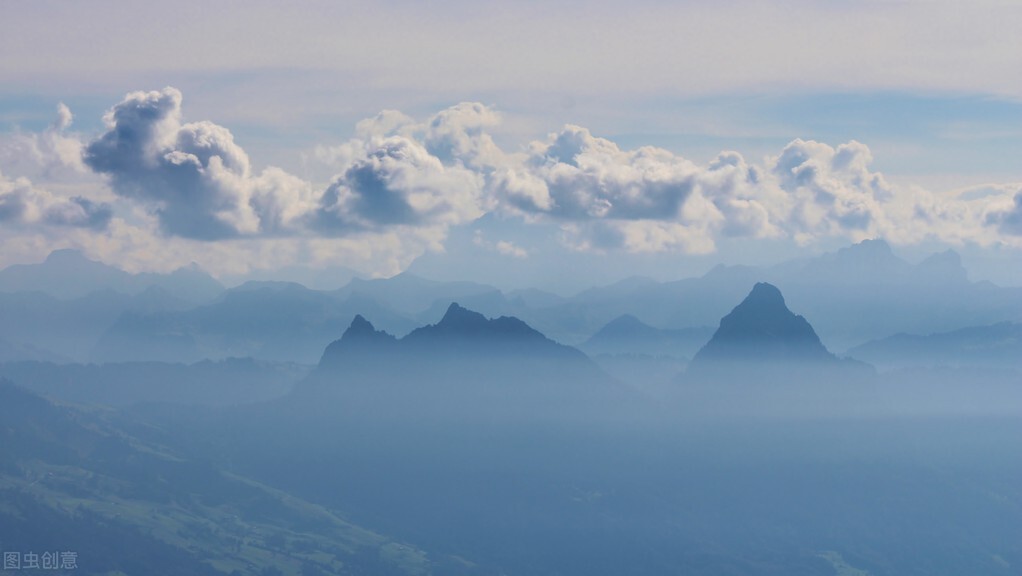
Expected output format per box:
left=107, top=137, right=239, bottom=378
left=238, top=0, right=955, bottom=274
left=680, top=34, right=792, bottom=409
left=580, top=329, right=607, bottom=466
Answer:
left=2, top=277, right=1020, bottom=575
left=3, top=240, right=1020, bottom=367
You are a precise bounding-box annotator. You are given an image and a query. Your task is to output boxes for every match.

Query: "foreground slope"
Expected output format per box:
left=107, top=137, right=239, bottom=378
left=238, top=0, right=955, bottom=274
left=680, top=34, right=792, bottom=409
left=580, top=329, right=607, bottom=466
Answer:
left=0, top=379, right=466, bottom=576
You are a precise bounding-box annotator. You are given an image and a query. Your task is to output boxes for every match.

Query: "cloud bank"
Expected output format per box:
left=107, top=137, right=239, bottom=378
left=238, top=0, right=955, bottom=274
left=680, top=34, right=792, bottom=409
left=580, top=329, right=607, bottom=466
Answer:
left=1, top=87, right=1020, bottom=276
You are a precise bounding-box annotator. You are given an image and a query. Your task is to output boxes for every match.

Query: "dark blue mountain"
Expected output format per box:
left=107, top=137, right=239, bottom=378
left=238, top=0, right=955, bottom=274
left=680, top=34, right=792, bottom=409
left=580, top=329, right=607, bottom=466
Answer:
left=305, top=303, right=618, bottom=414
left=691, top=282, right=835, bottom=366
left=686, top=283, right=874, bottom=386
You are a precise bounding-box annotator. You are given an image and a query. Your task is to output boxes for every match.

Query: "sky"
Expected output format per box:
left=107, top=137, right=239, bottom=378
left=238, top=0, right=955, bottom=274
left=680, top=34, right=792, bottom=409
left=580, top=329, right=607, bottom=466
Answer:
left=1, top=0, right=1022, bottom=292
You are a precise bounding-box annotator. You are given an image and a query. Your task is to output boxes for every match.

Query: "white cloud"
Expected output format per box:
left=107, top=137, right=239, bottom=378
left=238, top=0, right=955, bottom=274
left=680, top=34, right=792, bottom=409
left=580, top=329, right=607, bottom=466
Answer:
left=495, top=125, right=701, bottom=226
left=314, top=135, right=486, bottom=233
left=472, top=230, right=528, bottom=259
left=0, top=170, right=111, bottom=230
left=2, top=87, right=1022, bottom=279
left=82, top=87, right=317, bottom=239
left=0, top=103, right=87, bottom=180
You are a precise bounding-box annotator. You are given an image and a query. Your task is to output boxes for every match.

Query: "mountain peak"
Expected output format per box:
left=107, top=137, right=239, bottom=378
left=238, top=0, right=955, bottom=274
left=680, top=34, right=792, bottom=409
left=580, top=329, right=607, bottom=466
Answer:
left=345, top=314, right=375, bottom=335
left=690, top=282, right=834, bottom=368
left=742, top=282, right=786, bottom=309
left=319, top=314, right=397, bottom=368
left=44, top=248, right=91, bottom=264
left=438, top=302, right=488, bottom=327
left=338, top=314, right=395, bottom=345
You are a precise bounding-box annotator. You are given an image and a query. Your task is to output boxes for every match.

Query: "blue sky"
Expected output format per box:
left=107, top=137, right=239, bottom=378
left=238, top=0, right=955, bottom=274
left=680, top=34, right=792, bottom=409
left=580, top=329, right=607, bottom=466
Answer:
left=1, top=0, right=1021, bottom=291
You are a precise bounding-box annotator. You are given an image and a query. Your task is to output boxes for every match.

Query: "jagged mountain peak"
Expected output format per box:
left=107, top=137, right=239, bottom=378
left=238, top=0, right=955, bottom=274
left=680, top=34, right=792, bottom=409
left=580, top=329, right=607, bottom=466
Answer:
left=340, top=314, right=396, bottom=342
left=438, top=302, right=489, bottom=327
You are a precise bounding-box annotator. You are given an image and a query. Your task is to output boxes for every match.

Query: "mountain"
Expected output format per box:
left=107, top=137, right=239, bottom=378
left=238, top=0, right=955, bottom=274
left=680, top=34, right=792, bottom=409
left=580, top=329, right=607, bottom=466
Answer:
left=320, top=302, right=595, bottom=365
left=11, top=240, right=1022, bottom=365
left=0, top=290, right=135, bottom=362
left=507, top=239, right=1022, bottom=350
left=0, top=379, right=461, bottom=576
left=848, top=321, right=1022, bottom=370
left=581, top=314, right=713, bottom=359
left=0, top=249, right=223, bottom=303
left=92, top=282, right=420, bottom=364
left=691, top=282, right=835, bottom=366
left=332, top=272, right=499, bottom=315
left=402, top=303, right=582, bottom=357
left=685, top=283, right=875, bottom=390
left=304, top=303, right=619, bottom=417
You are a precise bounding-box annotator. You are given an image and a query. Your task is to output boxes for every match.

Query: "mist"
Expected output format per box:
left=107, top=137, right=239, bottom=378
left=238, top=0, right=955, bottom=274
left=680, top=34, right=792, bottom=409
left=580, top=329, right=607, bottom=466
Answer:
left=1, top=241, right=1019, bottom=575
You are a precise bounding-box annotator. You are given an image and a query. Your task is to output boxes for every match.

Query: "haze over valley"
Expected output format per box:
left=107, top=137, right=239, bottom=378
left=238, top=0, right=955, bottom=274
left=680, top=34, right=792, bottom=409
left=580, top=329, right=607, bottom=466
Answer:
left=3, top=2, right=1022, bottom=573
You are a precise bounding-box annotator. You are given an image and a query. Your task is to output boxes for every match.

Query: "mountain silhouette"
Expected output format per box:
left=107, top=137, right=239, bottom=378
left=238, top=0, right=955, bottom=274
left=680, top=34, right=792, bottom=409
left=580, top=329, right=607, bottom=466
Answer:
left=685, top=282, right=873, bottom=384
left=401, top=303, right=575, bottom=356
left=319, top=303, right=590, bottom=368
left=691, top=282, right=835, bottom=366
left=304, top=303, right=619, bottom=415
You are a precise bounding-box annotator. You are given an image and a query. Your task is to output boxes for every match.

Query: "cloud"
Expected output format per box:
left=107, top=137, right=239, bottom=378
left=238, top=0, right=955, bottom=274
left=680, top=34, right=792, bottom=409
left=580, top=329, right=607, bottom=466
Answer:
left=83, top=87, right=315, bottom=239
left=0, top=170, right=111, bottom=230
left=423, top=102, right=505, bottom=168
left=0, top=103, right=87, bottom=180
left=4, top=87, right=1022, bottom=280
left=314, top=135, right=486, bottom=233
left=473, top=230, right=527, bottom=258
left=521, top=125, right=697, bottom=220
left=985, top=189, right=1022, bottom=236
left=768, top=139, right=890, bottom=243
left=492, top=126, right=784, bottom=252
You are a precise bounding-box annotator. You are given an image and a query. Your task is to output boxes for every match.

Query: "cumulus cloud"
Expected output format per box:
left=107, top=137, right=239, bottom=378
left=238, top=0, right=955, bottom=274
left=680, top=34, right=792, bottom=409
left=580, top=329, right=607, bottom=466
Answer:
left=482, top=122, right=1022, bottom=253
left=768, top=139, right=891, bottom=243
left=521, top=125, right=697, bottom=220
left=0, top=103, right=86, bottom=180
left=423, top=102, right=505, bottom=168
left=83, top=87, right=316, bottom=239
left=985, top=189, right=1022, bottom=236
left=81, top=89, right=496, bottom=243
left=492, top=125, right=784, bottom=252
left=0, top=170, right=111, bottom=230
left=314, top=135, right=486, bottom=233
left=4, top=87, right=1022, bottom=279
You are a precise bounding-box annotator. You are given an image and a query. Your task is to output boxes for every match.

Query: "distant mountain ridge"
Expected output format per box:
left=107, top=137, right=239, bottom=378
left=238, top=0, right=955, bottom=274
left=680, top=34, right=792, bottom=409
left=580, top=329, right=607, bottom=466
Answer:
left=0, top=249, right=224, bottom=302
left=3, top=241, right=1022, bottom=365
left=581, top=314, right=713, bottom=360
left=848, top=321, right=1022, bottom=370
